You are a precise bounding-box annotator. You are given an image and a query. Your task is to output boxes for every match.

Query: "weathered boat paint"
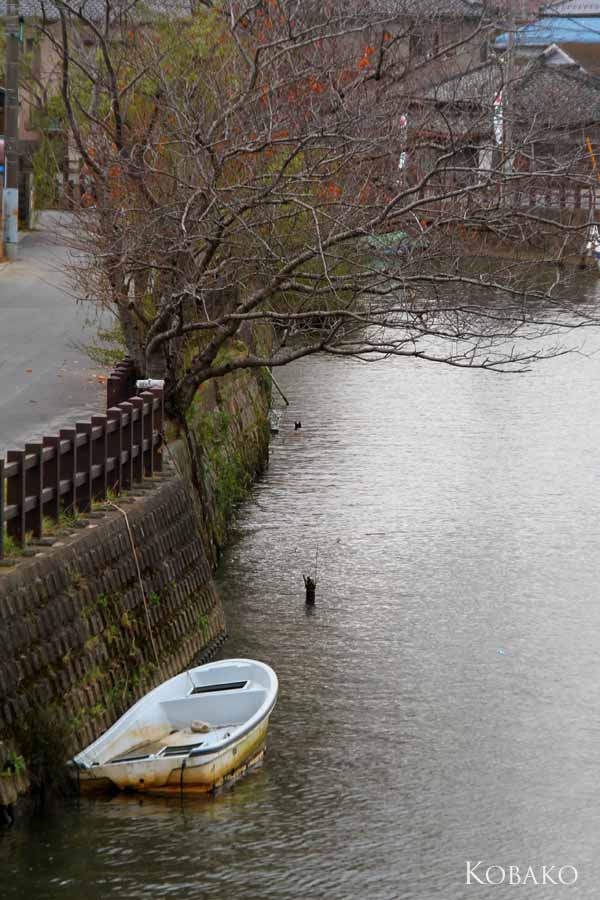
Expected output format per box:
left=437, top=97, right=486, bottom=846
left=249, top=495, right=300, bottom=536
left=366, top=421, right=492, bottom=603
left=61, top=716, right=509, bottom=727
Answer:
left=79, top=717, right=271, bottom=795
left=73, top=659, right=278, bottom=795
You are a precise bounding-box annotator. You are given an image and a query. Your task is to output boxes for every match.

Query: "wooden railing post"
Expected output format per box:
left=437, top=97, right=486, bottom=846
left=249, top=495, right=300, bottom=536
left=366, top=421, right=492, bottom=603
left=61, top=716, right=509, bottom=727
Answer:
left=106, top=357, right=137, bottom=409
left=6, top=450, right=25, bottom=546
left=76, top=423, right=93, bottom=512
left=131, top=397, right=145, bottom=483
left=59, top=429, right=77, bottom=515
left=43, top=436, right=61, bottom=524
left=152, top=388, right=164, bottom=472
left=107, top=407, right=124, bottom=495
left=91, top=415, right=108, bottom=501
left=24, top=443, right=43, bottom=538
left=140, top=392, right=155, bottom=477
left=120, top=402, right=134, bottom=489
left=107, top=375, right=120, bottom=410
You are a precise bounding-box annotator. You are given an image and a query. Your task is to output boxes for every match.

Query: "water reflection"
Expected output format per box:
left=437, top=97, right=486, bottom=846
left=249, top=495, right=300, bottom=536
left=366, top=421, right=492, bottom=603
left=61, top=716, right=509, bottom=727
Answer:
left=3, top=272, right=600, bottom=898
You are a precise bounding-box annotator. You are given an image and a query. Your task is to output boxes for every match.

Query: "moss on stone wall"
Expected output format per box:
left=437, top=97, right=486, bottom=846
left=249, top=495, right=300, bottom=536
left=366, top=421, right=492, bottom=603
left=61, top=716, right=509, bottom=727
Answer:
left=0, top=474, right=227, bottom=809
left=185, top=333, right=272, bottom=562
left=0, top=328, right=273, bottom=812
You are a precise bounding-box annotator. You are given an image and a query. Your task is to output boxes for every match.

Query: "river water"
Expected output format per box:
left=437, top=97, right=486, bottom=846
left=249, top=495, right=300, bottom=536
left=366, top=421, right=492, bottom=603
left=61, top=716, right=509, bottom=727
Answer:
left=3, top=276, right=600, bottom=899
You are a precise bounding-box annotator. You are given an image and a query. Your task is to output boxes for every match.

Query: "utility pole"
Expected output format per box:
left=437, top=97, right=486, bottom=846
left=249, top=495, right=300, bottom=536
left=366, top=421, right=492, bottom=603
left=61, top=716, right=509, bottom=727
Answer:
left=497, top=0, right=516, bottom=207
left=3, top=0, right=20, bottom=260
left=503, top=0, right=516, bottom=181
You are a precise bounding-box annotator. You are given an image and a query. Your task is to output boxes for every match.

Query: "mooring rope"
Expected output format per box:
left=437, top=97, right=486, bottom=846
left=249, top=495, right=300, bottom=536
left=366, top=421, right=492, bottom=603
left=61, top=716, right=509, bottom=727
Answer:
left=108, top=500, right=160, bottom=668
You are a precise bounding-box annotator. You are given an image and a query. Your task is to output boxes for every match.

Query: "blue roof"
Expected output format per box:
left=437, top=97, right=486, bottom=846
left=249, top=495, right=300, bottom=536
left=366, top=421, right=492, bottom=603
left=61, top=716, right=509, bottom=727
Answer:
left=496, top=16, right=600, bottom=47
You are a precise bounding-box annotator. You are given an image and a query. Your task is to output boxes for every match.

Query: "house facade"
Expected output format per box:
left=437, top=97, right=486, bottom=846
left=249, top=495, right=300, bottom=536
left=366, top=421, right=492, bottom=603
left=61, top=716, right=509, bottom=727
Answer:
left=404, top=45, right=600, bottom=247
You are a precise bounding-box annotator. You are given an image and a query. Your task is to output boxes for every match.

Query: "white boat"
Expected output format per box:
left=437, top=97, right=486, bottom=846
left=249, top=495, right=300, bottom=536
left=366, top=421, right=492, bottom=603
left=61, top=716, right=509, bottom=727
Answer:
left=72, top=659, right=278, bottom=795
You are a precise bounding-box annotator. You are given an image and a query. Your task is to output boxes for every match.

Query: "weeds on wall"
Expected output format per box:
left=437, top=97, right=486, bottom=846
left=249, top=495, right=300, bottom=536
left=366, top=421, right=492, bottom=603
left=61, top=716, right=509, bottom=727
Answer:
left=11, top=704, right=76, bottom=798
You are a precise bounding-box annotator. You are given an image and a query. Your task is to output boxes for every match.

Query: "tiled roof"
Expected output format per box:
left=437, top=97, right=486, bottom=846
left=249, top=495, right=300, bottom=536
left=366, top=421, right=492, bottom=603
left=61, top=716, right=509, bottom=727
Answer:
left=4, top=0, right=492, bottom=23
left=4, top=0, right=485, bottom=13
left=425, top=52, right=600, bottom=126
left=371, top=0, right=484, bottom=14
left=542, top=0, right=600, bottom=14
left=0, top=0, right=195, bottom=17
left=427, top=58, right=507, bottom=104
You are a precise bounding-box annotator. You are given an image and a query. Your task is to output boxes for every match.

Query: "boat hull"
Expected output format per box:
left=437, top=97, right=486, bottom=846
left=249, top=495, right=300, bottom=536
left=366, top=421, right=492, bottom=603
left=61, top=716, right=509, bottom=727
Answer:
left=73, top=659, right=278, bottom=795
left=77, top=715, right=271, bottom=795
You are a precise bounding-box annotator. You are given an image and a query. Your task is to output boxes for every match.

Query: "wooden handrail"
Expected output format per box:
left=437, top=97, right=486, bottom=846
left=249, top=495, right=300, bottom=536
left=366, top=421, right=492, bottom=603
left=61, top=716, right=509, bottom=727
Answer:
left=0, top=388, right=164, bottom=560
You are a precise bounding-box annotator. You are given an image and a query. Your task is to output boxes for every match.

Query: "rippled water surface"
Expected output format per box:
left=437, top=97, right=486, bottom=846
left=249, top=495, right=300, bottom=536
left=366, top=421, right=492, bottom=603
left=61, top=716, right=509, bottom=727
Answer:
left=4, top=278, right=600, bottom=898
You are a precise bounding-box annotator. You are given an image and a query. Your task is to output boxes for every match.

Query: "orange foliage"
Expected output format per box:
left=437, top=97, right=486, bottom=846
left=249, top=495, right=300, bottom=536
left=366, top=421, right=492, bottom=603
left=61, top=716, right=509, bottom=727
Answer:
left=358, top=46, right=375, bottom=70
left=318, top=181, right=342, bottom=201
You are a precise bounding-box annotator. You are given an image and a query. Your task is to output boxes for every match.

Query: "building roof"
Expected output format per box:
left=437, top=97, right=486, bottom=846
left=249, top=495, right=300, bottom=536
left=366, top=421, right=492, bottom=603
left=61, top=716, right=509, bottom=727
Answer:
left=0, top=0, right=195, bottom=17
left=2, top=0, right=497, bottom=27
left=427, top=57, right=507, bottom=105
left=369, top=0, right=485, bottom=16
left=493, top=0, right=545, bottom=14
left=6, top=0, right=488, bottom=16
left=496, top=15, right=600, bottom=47
left=542, top=0, right=600, bottom=14
left=425, top=51, right=600, bottom=127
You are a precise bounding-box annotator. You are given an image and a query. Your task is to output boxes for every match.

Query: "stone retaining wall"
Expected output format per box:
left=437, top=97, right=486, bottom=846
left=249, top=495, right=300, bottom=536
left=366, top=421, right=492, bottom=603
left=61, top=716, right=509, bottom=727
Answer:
left=0, top=470, right=225, bottom=809
left=0, top=358, right=272, bottom=814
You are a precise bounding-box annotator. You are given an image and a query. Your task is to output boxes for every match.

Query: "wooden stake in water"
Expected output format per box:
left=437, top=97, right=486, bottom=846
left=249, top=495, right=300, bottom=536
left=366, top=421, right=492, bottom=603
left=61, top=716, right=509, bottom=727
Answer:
left=303, top=548, right=318, bottom=605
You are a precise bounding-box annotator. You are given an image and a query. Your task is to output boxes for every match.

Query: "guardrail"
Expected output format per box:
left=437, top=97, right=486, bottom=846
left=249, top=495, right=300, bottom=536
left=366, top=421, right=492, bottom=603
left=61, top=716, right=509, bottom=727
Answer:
left=0, top=388, right=164, bottom=561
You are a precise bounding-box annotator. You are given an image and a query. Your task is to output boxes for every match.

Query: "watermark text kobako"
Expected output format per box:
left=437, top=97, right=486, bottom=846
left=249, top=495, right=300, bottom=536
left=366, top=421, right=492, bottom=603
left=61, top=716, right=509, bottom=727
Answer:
left=466, top=862, right=578, bottom=886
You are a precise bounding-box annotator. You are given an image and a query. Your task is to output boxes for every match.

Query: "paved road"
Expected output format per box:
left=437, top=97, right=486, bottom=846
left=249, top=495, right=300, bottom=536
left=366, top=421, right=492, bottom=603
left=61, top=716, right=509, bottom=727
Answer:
left=0, top=213, right=110, bottom=457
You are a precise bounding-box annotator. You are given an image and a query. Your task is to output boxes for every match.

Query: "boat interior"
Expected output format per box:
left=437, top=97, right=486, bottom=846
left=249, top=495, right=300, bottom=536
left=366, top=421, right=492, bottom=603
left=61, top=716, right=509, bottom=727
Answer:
left=100, top=679, right=269, bottom=766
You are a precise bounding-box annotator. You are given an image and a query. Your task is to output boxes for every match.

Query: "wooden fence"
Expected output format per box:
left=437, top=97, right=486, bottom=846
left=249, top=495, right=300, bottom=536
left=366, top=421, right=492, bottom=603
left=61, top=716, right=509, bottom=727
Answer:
left=107, top=357, right=138, bottom=408
left=417, top=183, right=600, bottom=215
left=0, top=388, right=164, bottom=561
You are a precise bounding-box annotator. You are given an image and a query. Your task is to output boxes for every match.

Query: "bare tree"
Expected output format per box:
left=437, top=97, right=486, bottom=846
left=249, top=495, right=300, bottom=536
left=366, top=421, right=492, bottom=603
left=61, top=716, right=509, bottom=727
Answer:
left=35, top=0, right=600, bottom=425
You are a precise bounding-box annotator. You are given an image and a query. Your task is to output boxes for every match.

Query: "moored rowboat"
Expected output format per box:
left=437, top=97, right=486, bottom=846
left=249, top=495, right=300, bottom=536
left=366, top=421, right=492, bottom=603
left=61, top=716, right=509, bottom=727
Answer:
left=72, top=659, right=278, bottom=794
